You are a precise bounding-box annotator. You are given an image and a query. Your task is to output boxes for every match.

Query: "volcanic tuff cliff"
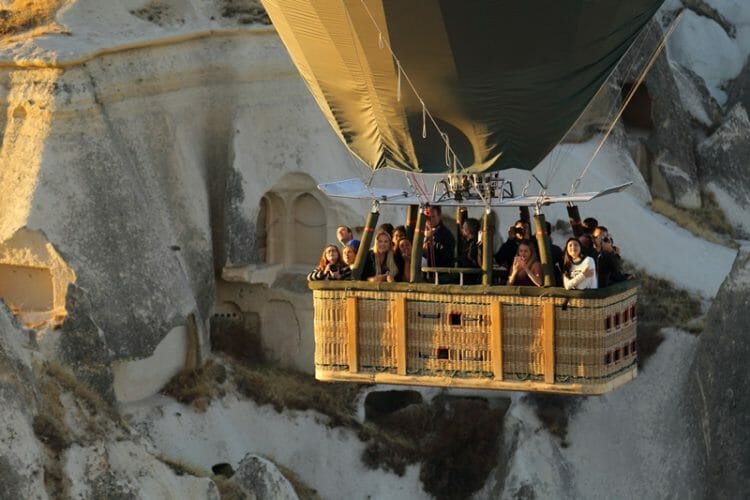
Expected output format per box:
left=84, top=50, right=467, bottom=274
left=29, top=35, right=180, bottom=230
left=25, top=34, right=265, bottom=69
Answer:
left=0, top=0, right=748, bottom=498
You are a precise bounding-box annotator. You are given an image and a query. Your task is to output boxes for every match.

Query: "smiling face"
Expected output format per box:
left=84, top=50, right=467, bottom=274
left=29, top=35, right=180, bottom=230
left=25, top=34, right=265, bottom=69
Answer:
left=517, top=243, right=532, bottom=261
left=398, top=238, right=412, bottom=258
left=325, top=245, right=340, bottom=263
left=566, top=239, right=582, bottom=259
left=375, top=233, right=391, bottom=253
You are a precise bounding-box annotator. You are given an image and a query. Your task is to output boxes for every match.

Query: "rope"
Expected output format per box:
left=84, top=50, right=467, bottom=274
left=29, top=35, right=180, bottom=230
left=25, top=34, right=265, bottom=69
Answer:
left=353, top=0, right=490, bottom=207
left=544, top=18, right=660, bottom=191
left=570, top=12, right=684, bottom=193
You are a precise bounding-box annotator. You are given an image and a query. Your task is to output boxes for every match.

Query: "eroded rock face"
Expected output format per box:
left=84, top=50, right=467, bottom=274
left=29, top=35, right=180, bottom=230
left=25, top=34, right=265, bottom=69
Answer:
left=697, top=104, right=750, bottom=237
left=727, top=55, right=750, bottom=115
left=0, top=305, right=49, bottom=499
left=685, top=245, right=750, bottom=498
left=229, top=454, right=298, bottom=500
left=644, top=34, right=701, bottom=208
left=64, top=441, right=220, bottom=499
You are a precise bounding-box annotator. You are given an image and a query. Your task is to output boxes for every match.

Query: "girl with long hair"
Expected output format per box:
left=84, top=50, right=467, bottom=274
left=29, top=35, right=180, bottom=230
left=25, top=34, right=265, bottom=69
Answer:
left=360, top=230, right=398, bottom=283
left=507, top=241, right=543, bottom=287
left=307, top=244, right=351, bottom=281
left=562, top=237, right=597, bottom=290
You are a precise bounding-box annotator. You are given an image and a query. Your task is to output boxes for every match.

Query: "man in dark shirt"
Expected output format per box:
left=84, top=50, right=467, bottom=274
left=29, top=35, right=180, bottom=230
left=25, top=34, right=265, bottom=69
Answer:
left=423, top=206, right=455, bottom=283
left=593, top=226, right=626, bottom=287
left=545, top=222, right=564, bottom=287
left=458, top=217, right=482, bottom=285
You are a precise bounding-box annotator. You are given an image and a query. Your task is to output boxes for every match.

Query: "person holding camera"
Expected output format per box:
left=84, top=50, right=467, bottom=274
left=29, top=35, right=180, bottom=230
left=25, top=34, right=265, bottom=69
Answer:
left=592, top=226, right=626, bottom=287
left=307, top=244, right=352, bottom=281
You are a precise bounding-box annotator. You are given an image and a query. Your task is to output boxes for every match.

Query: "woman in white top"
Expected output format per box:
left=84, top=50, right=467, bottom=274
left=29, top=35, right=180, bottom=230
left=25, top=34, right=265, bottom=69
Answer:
left=562, top=238, right=598, bottom=290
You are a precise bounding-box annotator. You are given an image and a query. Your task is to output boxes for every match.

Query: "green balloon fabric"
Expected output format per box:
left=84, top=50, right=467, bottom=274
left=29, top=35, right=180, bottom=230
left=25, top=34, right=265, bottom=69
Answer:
left=262, top=0, right=664, bottom=173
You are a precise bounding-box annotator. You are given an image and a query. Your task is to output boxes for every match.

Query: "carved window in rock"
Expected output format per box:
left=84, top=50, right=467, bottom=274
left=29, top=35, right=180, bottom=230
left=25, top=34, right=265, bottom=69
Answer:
left=292, top=193, right=326, bottom=266
left=259, top=193, right=286, bottom=265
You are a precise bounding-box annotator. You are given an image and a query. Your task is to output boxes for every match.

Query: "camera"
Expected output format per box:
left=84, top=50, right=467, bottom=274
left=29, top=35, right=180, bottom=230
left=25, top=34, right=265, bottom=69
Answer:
left=330, top=265, right=338, bottom=272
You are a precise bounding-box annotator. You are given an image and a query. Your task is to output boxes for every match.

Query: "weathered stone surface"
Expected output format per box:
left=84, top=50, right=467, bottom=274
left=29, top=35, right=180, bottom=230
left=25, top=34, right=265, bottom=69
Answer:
left=609, top=20, right=704, bottom=207
left=684, top=245, right=750, bottom=498
left=727, top=55, right=750, bottom=114
left=563, top=82, right=620, bottom=143
left=56, top=284, right=117, bottom=403
left=229, top=454, right=298, bottom=500
left=0, top=304, right=48, bottom=499
left=64, top=441, right=219, bottom=499
left=644, top=32, right=701, bottom=208
left=697, top=103, right=750, bottom=237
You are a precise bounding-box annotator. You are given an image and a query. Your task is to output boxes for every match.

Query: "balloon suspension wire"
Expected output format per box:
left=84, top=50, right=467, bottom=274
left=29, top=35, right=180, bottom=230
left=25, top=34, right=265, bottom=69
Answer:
left=568, top=11, right=683, bottom=194
left=353, top=0, right=490, bottom=207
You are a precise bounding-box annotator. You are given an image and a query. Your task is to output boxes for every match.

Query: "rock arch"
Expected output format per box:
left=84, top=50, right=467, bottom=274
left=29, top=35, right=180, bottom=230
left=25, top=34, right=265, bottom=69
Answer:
left=291, top=193, right=326, bottom=265
left=256, top=172, right=331, bottom=269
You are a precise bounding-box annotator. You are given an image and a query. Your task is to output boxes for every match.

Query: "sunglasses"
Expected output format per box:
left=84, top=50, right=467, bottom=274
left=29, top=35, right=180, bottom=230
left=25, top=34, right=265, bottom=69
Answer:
left=601, top=237, right=612, bottom=243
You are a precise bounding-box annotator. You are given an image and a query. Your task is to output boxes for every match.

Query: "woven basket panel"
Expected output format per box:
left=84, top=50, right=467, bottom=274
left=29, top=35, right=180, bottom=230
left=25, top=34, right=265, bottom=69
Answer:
left=313, top=291, right=348, bottom=369
left=405, top=296, right=491, bottom=375
left=358, top=295, right=397, bottom=372
left=501, top=303, right=544, bottom=377
left=312, top=286, right=638, bottom=385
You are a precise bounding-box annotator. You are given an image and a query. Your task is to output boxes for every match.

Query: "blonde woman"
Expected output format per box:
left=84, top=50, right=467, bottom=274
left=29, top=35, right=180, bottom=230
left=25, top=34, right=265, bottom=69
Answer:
left=360, top=230, right=398, bottom=282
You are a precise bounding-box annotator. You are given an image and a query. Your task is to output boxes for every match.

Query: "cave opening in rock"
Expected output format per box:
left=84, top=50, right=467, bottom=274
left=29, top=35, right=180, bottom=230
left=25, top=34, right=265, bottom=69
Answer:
left=621, top=82, right=654, bottom=130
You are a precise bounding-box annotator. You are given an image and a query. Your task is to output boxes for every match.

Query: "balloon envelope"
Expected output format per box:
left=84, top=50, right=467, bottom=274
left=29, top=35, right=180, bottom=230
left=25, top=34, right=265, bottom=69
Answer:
left=262, top=0, right=665, bottom=173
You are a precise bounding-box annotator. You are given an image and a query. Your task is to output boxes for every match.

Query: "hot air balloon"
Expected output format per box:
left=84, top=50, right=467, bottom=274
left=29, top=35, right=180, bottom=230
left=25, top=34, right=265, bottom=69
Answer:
left=262, top=0, right=667, bottom=394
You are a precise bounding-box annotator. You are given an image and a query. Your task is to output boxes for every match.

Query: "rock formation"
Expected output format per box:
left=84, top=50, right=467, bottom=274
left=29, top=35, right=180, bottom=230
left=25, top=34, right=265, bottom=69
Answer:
left=685, top=245, right=750, bottom=498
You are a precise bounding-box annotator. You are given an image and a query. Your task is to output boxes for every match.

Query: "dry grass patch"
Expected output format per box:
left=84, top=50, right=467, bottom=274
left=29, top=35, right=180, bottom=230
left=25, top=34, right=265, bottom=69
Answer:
left=219, top=0, right=270, bottom=24
left=161, top=359, right=228, bottom=409
left=0, top=0, right=68, bottom=38
left=33, top=361, right=121, bottom=452
left=651, top=192, right=736, bottom=247
left=233, top=362, right=360, bottom=428
left=625, top=266, right=703, bottom=366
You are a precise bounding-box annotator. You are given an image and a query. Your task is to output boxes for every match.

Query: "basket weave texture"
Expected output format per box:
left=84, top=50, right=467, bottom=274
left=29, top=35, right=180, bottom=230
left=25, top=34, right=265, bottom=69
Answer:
left=313, top=282, right=638, bottom=386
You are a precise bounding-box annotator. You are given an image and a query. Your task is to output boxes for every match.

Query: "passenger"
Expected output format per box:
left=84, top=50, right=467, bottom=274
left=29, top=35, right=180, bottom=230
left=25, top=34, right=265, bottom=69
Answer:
left=307, top=244, right=352, bottom=281
left=458, top=217, right=482, bottom=285
left=392, top=225, right=407, bottom=249
left=396, top=238, right=413, bottom=282
left=377, top=223, right=394, bottom=237
left=507, top=241, right=543, bottom=287
left=336, top=225, right=360, bottom=250
left=341, top=243, right=358, bottom=267
left=422, top=206, right=456, bottom=283
left=545, top=222, right=564, bottom=287
left=592, top=225, right=620, bottom=255
left=562, top=238, right=597, bottom=290
left=361, top=230, right=398, bottom=283
left=577, top=232, right=596, bottom=259
left=581, top=217, right=599, bottom=235
left=494, top=220, right=527, bottom=284
left=592, top=226, right=626, bottom=287
left=391, top=225, right=407, bottom=278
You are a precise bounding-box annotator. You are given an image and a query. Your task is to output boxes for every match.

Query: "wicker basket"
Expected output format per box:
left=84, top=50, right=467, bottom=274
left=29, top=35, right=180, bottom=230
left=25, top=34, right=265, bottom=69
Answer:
left=310, top=280, right=638, bottom=395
